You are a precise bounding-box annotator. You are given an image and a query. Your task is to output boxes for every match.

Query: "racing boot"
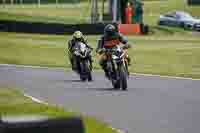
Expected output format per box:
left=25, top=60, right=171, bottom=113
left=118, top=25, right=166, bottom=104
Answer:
left=71, top=59, right=76, bottom=71
left=89, top=56, right=93, bottom=71
left=103, top=66, right=110, bottom=80
left=99, top=59, right=110, bottom=79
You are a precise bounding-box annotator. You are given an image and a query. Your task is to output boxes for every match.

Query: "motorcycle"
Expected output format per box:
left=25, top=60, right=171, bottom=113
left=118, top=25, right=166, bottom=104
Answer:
left=73, top=42, right=93, bottom=81
left=103, top=44, right=129, bottom=90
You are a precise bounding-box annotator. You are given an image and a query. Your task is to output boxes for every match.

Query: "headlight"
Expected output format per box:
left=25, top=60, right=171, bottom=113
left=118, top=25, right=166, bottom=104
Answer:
left=80, top=48, right=85, bottom=53
left=74, top=51, right=80, bottom=56
left=112, top=55, right=118, bottom=60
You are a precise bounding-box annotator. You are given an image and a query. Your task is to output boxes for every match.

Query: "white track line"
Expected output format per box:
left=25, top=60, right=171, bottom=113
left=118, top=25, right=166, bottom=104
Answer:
left=0, top=63, right=63, bottom=70
left=24, top=93, right=49, bottom=105
left=109, top=126, right=127, bottom=133
left=131, top=73, right=200, bottom=81
left=1, top=63, right=200, bottom=80
left=23, top=93, right=125, bottom=133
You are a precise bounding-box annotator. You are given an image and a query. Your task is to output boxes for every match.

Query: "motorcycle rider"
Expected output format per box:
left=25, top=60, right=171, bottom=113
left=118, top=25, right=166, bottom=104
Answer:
left=67, top=31, right=93, bottom=72
left=96, top=24, right=131, bottom=78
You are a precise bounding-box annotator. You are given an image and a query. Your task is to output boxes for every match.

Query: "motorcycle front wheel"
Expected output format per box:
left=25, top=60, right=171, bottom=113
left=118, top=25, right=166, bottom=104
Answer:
left=79, top=61, right=92, bottom=82
left=119, top=65, right=128, bottom=91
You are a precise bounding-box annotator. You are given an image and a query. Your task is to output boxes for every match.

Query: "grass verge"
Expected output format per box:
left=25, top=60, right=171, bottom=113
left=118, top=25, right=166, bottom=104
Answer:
left=0, top=88, right=117, bottom=133
left=0, top=3, right=90, bottom=24
left=0, top=32, right=200, bottom=78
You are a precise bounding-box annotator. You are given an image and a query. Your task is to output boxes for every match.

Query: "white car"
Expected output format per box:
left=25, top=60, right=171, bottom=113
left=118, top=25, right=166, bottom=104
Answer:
left=158, top=11, right=200, bottom=31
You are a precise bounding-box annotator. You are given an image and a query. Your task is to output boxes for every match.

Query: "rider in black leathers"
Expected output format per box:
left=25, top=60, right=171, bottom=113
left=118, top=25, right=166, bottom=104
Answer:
left=67, top=31, right=92, bottom=72
left=96, top=24, right=131, bottom=78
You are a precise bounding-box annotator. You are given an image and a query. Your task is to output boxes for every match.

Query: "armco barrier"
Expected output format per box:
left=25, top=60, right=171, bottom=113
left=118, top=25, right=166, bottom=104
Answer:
left=0, top=116, right=84, bottom=133
left=0, top=20, right=106, bottom=35
left=0, top=20, right=148, bottom=35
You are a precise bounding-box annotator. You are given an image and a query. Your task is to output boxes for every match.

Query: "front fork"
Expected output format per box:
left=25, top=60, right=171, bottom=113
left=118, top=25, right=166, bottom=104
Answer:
left=116, top=59, right=129, bottom=77
left=124, top=59, right=129, bottom=76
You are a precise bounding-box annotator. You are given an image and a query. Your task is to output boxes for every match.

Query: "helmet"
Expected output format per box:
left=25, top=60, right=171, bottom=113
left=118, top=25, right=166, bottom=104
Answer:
left=104, top=24, right=116, bottom=36
left=73, top=31, right=83, bottom=41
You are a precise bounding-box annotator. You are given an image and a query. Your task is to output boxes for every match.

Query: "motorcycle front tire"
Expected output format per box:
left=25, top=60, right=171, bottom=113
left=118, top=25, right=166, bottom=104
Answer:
left=119, top=65, right=128, bottom=91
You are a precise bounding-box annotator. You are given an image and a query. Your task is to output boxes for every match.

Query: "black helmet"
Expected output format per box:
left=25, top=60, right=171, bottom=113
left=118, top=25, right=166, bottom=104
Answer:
left=104, top=24, right=116, bottom=36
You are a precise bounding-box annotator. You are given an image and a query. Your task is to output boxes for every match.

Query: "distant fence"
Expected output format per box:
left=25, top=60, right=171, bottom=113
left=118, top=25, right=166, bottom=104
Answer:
left=0, top=0, right=80, bottom=4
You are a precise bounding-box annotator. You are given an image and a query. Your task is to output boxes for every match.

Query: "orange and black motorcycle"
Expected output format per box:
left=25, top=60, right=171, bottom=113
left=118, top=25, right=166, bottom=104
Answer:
left=101, top=43, right=129, bottom=90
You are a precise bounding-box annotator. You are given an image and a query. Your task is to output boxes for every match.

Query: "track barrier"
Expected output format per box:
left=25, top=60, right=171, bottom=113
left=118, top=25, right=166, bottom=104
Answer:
left=0, top=20, right=148, bottom=35
left=0, top=115, right=85, bottom=133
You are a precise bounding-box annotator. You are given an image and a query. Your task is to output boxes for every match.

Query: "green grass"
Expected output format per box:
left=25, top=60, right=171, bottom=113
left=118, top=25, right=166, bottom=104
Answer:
left=131, top=36, right=200, bottom=78
left=0, top=12, right=88, bottom=24
left=0, top=3, right=91, bottom=24
left=0, top=88, right=74, bottom=116
left=1, top=32, right=200, bottom=78
left=0, top=88, right=117, bottom=133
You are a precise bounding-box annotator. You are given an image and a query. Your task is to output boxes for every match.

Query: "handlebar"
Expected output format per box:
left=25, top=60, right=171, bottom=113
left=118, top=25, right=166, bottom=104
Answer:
left=103, top=45, right=130, bottom=52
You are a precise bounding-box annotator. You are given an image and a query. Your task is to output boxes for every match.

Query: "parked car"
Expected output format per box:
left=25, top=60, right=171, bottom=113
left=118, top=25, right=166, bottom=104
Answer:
left=158, top=11, right=200, bottom=31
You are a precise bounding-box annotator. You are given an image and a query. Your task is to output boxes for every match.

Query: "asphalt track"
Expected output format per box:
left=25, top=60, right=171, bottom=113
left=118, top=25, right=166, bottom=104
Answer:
left=1, top=64, right=200, bottom=133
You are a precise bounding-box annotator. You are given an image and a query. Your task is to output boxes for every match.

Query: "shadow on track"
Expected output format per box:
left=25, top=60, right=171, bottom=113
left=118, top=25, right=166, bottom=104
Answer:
left=64, top=79, right=84, bottom=83
left=53, top=79, right=83, bottom=83
left=88, top=88, right=122, bottom=91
